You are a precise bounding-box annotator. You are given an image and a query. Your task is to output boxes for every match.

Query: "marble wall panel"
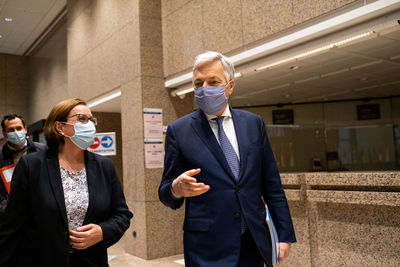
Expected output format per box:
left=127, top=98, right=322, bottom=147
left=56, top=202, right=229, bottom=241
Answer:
left=162, top=0, right=204, bottom=77
left=201, top=0, right=243, bottom=53
left=161, top=0, right=192, bottom=18
left=67, top=0, right=139, bottom=64
left=121, top=78, right=145, bottom=203
left=285, top=201, right=312, bottom=267
left=68, top=18, right=141, bottom=100
left=146, top=200, right=177, bottom=259
left=292, top=0, right=357, bottom=25
left=5, top=54, right=27, bottom=80
left=28, top=18, right=68, bottom=122
left=241, top=0, right=294, bottom=45
left=162, top=0, right=358, bottom=78
left=0, top=54, right=29, bottom=120
left=125, top=201, right=147, bottom=258
left=314, top=202, right=400, bottom=266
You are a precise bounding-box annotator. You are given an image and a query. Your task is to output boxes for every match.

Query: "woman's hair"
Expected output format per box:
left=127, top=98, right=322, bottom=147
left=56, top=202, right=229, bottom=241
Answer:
left=44, top=98, right=87, bottom=149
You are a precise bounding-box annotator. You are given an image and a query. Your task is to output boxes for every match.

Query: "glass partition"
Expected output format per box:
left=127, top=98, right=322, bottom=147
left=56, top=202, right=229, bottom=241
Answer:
left=266, top=124, right=398, bottom=172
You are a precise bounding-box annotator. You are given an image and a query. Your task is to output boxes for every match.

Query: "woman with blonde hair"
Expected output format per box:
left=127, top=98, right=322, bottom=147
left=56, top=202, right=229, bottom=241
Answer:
left=0, top=98, right=133, bottom=267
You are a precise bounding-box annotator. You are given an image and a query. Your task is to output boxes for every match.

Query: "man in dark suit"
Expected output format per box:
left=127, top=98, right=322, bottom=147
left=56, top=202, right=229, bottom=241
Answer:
left=0, top=114, right=46, bottom=219
left=159, top=51, right=296, bottom=267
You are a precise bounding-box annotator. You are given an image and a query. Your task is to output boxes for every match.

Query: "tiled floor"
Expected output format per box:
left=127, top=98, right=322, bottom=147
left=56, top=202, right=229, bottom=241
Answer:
left=107, top=243, right=184, bottom=267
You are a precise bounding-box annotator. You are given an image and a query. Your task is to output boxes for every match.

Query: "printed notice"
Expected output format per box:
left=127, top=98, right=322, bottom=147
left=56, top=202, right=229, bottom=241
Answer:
left=144, top=138, right=164, bottom=168
left=143, top=108, right=163, bottom=139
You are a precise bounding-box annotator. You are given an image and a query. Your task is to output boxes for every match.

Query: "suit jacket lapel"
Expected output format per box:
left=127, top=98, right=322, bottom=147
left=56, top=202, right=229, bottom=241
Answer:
left=83, top=151, right=97, bottom=225
left=231, top=109, right=248, bottom=183
left=46, top=150, right=68, bottom=229
left=191, top=110, right=237, bottom=181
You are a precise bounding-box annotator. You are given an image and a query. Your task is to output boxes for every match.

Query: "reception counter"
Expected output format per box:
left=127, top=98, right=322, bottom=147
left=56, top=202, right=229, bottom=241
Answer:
left=280, top=172, right=400, bottom=267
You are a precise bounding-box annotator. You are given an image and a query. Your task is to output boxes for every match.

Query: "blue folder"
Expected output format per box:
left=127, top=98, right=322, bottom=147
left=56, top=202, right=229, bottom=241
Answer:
left=266, top=205, right=279, bottom=266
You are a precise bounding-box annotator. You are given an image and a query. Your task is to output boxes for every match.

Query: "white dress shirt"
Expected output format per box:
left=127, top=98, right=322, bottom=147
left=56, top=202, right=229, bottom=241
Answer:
left=204, top=105, right=240, bottom=160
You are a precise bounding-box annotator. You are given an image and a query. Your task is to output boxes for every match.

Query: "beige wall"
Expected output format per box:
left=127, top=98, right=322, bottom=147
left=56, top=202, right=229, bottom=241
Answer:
left=0, top=53, right=29, bottom=120
left=28, top=17, right=69, bottom=122
left=162, top=0, right=358, bottom=77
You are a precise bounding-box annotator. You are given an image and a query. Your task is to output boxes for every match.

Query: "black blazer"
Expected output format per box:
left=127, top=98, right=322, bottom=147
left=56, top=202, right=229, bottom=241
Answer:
left=0, top=149, right=133, bottom=267
left=0, top=140, right=47, bottom=218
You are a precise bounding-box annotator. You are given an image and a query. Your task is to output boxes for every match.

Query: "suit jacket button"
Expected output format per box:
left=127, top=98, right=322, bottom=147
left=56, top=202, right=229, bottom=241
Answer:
left=235, top=186, right=240, bottom=192
left=234, top=212, right=241, bottom=218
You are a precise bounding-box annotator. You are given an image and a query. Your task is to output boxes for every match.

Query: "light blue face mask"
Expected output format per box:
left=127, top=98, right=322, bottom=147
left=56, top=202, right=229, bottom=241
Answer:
left=194, top=83, right=230, bottom=115
left=63, top=121, right=96, bottom=150
left=7, top=131, right=26, bottom=146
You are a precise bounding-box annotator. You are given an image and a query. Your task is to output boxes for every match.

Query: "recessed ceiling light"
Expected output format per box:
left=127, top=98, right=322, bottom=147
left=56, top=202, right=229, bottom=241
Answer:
left=4, top=18, right=12, bottom=22
left=0, top=34, right=2, bottom=38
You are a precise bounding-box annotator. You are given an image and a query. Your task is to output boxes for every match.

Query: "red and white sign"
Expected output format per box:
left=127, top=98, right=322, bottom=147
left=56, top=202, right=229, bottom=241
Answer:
left=90, top=137, right=100, bottom=149
left=88, top=132, right=116, bottom=156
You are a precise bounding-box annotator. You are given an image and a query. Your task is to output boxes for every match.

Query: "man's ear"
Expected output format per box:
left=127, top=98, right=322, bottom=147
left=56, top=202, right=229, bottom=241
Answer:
left=227, top=80, right=235, bottom=96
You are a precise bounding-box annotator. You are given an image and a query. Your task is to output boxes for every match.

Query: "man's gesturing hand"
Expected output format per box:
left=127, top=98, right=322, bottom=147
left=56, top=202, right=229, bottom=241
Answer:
left=171, top=168, right=210, bottom=198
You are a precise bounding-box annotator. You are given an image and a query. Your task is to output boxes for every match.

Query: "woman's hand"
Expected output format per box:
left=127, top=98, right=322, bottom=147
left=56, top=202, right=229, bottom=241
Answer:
left=69, top=223, right=103, bottom=250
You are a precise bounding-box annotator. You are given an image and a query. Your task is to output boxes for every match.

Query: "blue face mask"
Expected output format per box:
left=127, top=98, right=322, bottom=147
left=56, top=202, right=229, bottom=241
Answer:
left=64, top=121, right=96, bottom=150
left=194, top=84, right=229, bottom=115
left=7, top=131, right=26, bottom=146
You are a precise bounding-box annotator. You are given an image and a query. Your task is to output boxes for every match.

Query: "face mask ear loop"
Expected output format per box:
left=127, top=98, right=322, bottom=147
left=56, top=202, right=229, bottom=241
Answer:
left=59, top=121, right=75, bottom=138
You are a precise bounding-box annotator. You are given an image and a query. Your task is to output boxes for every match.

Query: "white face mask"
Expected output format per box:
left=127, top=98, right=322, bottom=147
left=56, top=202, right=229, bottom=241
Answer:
left=63, top=121, right=96, bottom=150
left=7, top=131, right=26, bottom=146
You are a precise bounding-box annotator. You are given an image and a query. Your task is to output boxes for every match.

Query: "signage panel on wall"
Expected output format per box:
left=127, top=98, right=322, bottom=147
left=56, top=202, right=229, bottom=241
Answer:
left=143, top=108, right=163, bottom=138
left=88, top=132, right=116, bottom=156
left=143, top=108, right=164, bottom=168
left=144, top=138, right=164, bottom=168
left=357, top=104, right=380, bottom=120
left=272, top=109, right=294, bottom=124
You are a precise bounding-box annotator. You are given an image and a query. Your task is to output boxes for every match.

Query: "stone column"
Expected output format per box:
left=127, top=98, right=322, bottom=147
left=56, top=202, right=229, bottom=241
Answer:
left=121, top=0, right=192, bottom=259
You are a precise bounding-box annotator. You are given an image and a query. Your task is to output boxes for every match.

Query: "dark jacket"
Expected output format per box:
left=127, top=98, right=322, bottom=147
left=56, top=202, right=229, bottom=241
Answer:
left=0, top=140, right=46, bottom=218
left=159, top=109, right=296, bottom=267
left=0, top=149, right=133, bottom=267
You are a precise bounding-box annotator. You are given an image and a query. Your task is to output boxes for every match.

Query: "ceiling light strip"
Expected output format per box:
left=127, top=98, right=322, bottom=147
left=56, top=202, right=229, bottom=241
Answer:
left=164, top=0, right=399, bottom=89
left=87, top=88, right=122, bottom=108
left=255, top=31, right=374, bottom=71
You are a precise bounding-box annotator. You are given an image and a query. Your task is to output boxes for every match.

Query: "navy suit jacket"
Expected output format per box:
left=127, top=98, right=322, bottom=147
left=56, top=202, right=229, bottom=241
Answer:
left=0, top=149, right=133, bottom=267
left=159, top=108, right=296, bottom=267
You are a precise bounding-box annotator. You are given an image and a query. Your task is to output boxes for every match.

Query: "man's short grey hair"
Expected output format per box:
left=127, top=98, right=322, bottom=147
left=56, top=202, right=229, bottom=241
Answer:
left=192, top=51, right=235, bottom=85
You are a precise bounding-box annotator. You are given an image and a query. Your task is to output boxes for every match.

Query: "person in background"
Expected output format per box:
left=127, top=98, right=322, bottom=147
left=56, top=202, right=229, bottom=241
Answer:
left=159, top=51, right=296, bottom=267
left=0, top=114, right=46, bottom=219
left=0, top=98, right=133, bottom=267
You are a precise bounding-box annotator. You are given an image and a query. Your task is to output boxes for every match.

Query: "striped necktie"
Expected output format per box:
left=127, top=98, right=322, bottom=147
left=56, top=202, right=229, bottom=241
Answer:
left=214, top=116, right=239, bottom=180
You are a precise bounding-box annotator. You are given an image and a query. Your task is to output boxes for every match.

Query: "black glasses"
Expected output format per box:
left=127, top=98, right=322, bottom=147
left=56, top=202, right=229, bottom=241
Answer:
left=66, top=114, right=97, bottom=125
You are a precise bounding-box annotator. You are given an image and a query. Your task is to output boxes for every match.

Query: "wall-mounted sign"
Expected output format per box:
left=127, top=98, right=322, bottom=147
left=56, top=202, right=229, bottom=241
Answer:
left=357, top=104, right=380, bottom=120
left=272, top=109, right=294, bottom=124
left=144, top=138, right=164, bottom=168
left=143, top=108, right=163, bottom=138
left=88, top=132, right=116, bottom=156
left=143, top=108, right=164, bottom=168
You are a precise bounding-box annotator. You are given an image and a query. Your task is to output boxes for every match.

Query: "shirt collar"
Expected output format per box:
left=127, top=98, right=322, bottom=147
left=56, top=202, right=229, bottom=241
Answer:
left=204, top=105, right=232, bottom=121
